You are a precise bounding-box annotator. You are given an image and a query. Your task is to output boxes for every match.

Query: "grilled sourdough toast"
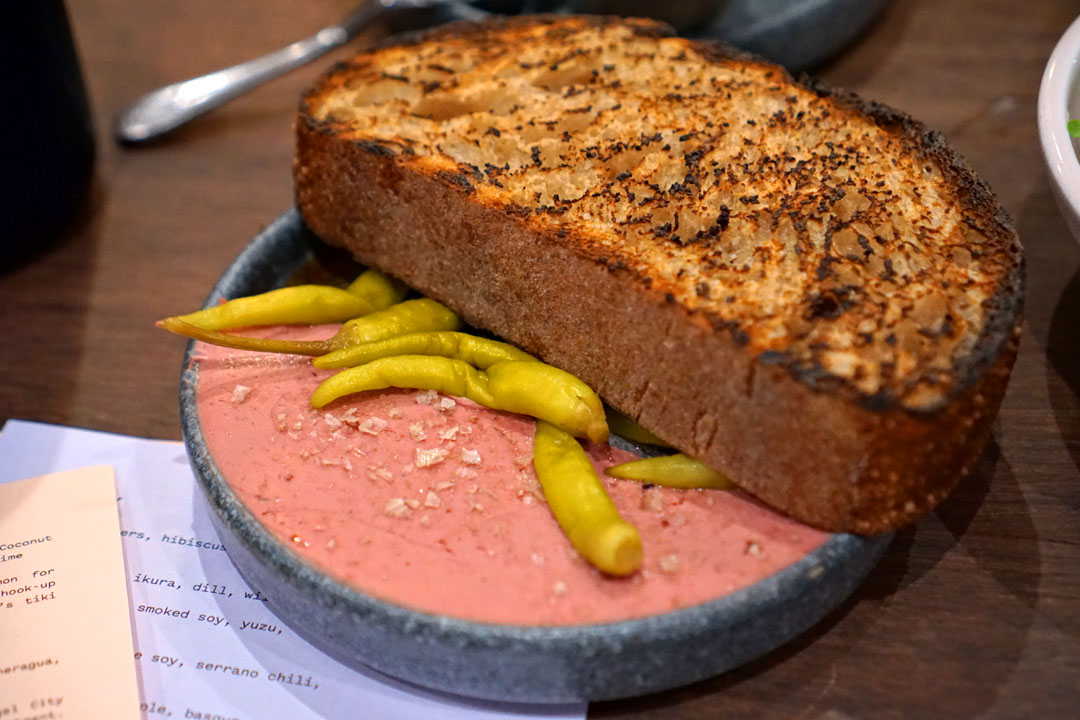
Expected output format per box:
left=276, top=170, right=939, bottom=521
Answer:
left=295, top=15, right=1023, bottom=534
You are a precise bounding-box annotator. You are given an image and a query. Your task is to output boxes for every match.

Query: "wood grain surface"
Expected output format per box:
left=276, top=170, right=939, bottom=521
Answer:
left=1, top=0, right=1077, bottom=716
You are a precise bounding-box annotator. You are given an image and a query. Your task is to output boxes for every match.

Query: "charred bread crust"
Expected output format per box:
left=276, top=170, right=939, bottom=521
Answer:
left=687, top=38, right=1025, bottom=412
left=795, top=78, right=1025, bottom=401
left=294, top=16, right=1023, bottom=534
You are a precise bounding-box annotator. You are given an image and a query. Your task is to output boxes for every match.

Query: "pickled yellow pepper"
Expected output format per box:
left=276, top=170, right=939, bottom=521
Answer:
left=533, top=421, right=642, bottom=576
left=605, top=408, right=670, bottom=447
left=159, top=299, right=461, bottom=356
left=487, top=362, right=607, bottom=443
left=314, top=331, right=536, bottom=370
left=605, top=454, right=733, bottom=490
left=163, top=269, right=407, bottom=331
left=310, top=357, right=608, bottom=443
left=346, top=269, right=409, bottom=310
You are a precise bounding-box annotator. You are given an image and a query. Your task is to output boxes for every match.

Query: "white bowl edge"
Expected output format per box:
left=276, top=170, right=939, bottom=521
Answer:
left=1038, top=13, right=1080, bottom=242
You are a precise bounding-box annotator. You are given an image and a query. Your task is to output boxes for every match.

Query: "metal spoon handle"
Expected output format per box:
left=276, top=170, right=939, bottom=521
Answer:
left=115, top=2, right=387, bottom=143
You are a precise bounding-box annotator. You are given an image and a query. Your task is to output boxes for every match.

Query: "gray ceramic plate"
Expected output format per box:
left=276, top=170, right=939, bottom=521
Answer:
left=179, top=209, right=891, bottom=703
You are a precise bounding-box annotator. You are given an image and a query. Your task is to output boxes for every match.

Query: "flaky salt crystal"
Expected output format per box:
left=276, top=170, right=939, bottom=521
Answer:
left=461, top=448, right=482, bottom=465
left=415, top=448, right=449, bottom=468
left=658, top=554, right=680, bottom=573
left=357, top=417, right=388, bottom=435
left=424, top=491, right=441, bottom=508
left=383, top=498, right=410, bottom=518
left=230, top=384, right=252, bottom=403
left=641, top=491, right=665, bottom=512
left=409, top=422, right=426, bottom=441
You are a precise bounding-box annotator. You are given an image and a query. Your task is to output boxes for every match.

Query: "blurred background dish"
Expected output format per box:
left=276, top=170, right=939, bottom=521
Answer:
left=702, top=0, right=891, bottom=70
left=460, top=0, right=892, bottom=70
left=1039, top=12, right=1080, bottom=245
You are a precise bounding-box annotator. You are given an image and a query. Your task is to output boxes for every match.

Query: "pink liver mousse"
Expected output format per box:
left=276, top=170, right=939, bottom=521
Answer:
left=192, top=325, right=827, bottom=626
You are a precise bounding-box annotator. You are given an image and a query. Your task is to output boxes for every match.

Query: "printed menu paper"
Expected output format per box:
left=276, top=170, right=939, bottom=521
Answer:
left=0, top=420, right=586, bottom=720
left=0, top=465, right=141, bottom=720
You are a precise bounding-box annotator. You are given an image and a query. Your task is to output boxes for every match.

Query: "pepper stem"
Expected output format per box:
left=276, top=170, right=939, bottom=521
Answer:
left=156, top=317, right=330, bottom=356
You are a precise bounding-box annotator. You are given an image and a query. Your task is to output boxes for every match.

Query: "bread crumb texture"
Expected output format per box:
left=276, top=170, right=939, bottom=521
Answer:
left=304, top=16, right=1019, bottom=411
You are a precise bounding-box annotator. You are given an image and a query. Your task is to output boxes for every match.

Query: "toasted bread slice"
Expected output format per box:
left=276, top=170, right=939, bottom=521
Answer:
left=295, top=15, right=1023, bottom=533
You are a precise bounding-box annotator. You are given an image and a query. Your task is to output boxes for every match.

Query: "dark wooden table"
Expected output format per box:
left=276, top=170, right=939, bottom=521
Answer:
left=2, top=0, right=1077, bottom=716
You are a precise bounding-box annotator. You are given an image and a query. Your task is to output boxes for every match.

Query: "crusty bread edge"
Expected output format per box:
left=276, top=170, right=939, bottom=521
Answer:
left=294, top=16, right=1024, bottom=534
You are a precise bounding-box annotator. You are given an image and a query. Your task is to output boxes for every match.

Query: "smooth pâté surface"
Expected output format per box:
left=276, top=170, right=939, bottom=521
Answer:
left=191, top=325, right=826, bottom=625
left=304, top=15, right=1021, bottom=412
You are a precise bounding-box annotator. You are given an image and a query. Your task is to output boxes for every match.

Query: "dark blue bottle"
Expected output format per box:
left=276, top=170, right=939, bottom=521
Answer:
left=2, top=0, right=95, bottom=268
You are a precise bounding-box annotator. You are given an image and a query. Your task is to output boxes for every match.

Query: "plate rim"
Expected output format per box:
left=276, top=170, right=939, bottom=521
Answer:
left=179, top=208, right=891, bottom=700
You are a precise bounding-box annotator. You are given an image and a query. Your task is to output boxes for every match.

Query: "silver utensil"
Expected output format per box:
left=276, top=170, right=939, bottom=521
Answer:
left=115, top=0, right=473, bottom=143
left=116, top=1, right=749, bottom=144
